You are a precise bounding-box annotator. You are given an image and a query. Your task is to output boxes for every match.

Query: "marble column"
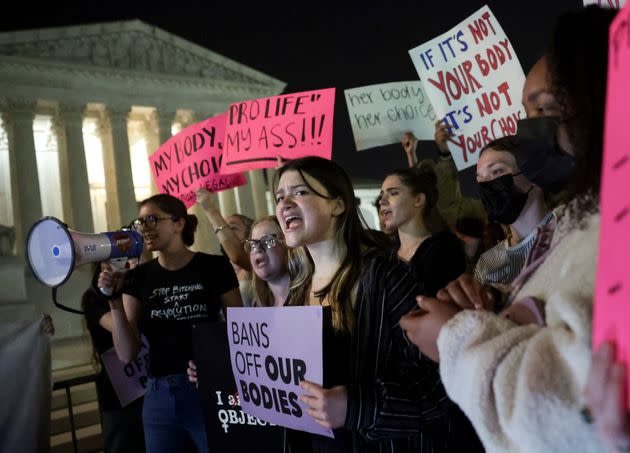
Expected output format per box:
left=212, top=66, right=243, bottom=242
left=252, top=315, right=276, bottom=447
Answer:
left=235, top=175, right=255, bottom=220
left=218, top=189, right=238, bottom=217
left=249, top=169, right=269, bottom=218
left=3, top=100, right=42, bottom=255
left=104, top=106, right=137, bottom=228
left=156, top=110, right=174, bottom=149
left=57, top=103, right=94, bottom=232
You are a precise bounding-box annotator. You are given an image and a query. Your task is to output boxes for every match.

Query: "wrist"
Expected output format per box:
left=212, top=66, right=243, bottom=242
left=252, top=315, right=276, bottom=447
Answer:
left=108, top=296, right=124, bottom=310
left=214, top=224, right=230, bottom=234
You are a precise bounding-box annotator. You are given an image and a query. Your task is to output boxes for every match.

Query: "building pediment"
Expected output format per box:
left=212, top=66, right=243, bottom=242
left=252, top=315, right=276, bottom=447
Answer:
left=0, top=20, right=282, bottom=88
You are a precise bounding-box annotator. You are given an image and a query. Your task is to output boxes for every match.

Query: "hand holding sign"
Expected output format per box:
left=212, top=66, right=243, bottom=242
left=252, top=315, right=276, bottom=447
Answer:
left=434, top=120, right=454, bottom=154
left=227, top=306, right=332, bottom=437
left=299, top=381, right=348, bottom=429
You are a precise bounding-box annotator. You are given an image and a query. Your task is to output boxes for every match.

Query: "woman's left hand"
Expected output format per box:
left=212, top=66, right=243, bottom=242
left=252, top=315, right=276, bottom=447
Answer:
left=299, top=381, right=347, bottom=429
left=41, top=313, right=55, bottom=336
left=584, top=342, right=630, bottom=452
left=399, top=296, right=461, bottom=362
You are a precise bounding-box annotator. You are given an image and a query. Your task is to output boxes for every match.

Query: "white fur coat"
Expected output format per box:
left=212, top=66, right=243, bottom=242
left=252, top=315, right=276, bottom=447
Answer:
left=438, top=200, right=605, bottom=452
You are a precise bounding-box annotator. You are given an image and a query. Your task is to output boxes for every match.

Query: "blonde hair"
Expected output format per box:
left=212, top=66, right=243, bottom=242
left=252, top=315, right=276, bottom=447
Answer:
left=249, top=216, right=288, bottom=307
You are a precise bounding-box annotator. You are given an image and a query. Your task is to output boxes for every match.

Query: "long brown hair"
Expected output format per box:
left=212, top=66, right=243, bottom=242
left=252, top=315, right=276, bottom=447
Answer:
left=276, top=157, right=387, bottom=333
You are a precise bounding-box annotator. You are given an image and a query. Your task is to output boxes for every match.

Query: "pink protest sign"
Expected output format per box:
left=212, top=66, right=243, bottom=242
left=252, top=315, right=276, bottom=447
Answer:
left=101, top=335, right=150, bottom=407
left=220, top=88, right=335, bottom=174
left=593, top=2, right=630, bottom=408
left=149, top=113, right=247, bottom=208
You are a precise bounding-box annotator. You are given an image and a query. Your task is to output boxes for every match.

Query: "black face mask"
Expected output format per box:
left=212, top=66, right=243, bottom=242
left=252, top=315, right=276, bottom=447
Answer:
left=479, top=173, right=531, bottom=225
left=514, top=117, right=576, bottom=193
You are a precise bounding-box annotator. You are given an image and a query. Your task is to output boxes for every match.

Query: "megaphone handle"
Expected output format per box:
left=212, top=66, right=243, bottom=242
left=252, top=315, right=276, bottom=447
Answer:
left=52, top=287, right=85, bottom=315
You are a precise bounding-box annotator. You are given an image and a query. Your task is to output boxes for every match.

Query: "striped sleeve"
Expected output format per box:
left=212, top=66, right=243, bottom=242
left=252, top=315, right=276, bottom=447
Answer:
left=344, top=257, right=451, bottom=441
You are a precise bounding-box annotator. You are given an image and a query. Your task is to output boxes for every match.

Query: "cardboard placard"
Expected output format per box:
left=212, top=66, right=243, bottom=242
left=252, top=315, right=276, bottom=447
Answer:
left=345, top=81, right=436, bottom=151
left=149, top=113, right=247, bottom=208
left=221, top=89, right=335, bottom=174
left=593, top=2, right=630, bottom=408
left=227, top=306, right=331, bottom=437
left=409, top=5, right=526, bottom=170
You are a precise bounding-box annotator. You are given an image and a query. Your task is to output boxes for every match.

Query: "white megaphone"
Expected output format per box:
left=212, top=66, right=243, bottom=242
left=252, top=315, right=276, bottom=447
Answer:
left=26, top=217, right=144, bottom=314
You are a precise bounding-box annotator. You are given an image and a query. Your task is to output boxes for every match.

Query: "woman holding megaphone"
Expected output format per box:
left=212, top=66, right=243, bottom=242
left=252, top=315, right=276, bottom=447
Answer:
left=99, top=193, right=242, bottom=453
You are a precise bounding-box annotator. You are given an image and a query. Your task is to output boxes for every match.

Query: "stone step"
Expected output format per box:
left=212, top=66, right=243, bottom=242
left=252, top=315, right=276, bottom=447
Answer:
left=52, top=382, right=98, bottom=411
left=50, top=423, right=102, bottom=453
left=50, top=357, right=104, bottom=452
left=51, top=400, right=101, bottom=435
left=53, top=364, right=95, bottom=383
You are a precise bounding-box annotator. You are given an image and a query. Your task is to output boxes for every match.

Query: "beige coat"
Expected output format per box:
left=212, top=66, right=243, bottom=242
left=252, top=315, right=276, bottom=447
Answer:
left=438, top=198, right=605, bottom=452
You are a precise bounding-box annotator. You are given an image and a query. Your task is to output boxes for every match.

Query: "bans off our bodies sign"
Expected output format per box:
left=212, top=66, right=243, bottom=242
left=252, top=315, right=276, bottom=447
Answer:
left=227, top=306, right=331, bottom=437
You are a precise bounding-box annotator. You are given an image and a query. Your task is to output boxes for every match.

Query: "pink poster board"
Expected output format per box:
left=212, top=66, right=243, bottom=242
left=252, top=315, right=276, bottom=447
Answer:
left=593, top=2, right=630, bottom=408
left=149, top=113, right=247, bottom=208
left=220, top=88, right=335, bottom=174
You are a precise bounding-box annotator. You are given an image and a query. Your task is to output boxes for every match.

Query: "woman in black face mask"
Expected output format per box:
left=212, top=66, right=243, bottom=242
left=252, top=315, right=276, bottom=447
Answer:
left=399, top=5, right=616, bottom=452
left=474, top=136, right=554, bottom=293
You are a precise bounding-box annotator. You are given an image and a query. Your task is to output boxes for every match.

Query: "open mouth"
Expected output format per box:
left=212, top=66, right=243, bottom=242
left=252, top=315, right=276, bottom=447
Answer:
left=254, top=256, right=267, bottom=267
left=284, top=215, right=303, bottom=230
left=381, top=209, right=392, bottom=219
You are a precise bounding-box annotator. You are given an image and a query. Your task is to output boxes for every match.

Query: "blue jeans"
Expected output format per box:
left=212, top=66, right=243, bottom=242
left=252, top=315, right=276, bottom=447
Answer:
left=142, top=374, right=209, bottom=453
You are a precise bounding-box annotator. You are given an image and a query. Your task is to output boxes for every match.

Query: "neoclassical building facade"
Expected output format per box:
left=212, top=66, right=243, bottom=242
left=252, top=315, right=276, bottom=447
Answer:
left=0, top=20, right=285, bottom=356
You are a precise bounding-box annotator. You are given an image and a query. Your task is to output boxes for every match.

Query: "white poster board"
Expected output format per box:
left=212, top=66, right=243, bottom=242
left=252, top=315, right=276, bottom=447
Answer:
left=345, top=81, right=436, bottom=151
left=409, top=5, right=526, bottom=170
left=583, top=0, right=626, bottom=8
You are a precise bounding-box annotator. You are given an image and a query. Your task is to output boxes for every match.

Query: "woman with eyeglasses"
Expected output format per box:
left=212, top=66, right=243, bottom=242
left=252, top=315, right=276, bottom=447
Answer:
left=244, top=216, right=290, bottom=307
left=98, top=193, right=242, bottom=453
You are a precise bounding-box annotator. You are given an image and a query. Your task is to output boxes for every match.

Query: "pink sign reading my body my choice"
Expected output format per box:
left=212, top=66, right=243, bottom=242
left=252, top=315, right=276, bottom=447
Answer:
left=220, top=88, right=336, bottom=174
left=593, top=2, right=630, bottom=408
left=149, top=113, right=247, bottom=208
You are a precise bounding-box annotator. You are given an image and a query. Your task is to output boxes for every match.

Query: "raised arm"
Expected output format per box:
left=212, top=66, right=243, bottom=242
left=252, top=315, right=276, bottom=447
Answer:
left=401, top=132, right=419, bottom=168
left=196, top=188, right=251, bottom=271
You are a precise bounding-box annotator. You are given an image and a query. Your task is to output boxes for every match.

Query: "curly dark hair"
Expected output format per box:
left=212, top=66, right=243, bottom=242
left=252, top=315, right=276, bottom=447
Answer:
left=546, top=5, right=617, bottom=200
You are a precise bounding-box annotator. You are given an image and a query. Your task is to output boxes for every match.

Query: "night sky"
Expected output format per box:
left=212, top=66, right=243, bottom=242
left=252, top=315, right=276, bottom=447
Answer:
left=0, top=0, right=581, bottom=184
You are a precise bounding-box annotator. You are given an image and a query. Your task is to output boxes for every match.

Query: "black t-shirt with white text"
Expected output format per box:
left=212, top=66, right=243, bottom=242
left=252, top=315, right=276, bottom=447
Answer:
left=123, top=252, right=238, bottom=377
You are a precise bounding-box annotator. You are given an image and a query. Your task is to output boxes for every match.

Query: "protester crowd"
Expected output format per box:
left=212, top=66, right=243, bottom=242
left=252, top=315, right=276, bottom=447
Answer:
left=32, top=4, right=630, bottom=453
